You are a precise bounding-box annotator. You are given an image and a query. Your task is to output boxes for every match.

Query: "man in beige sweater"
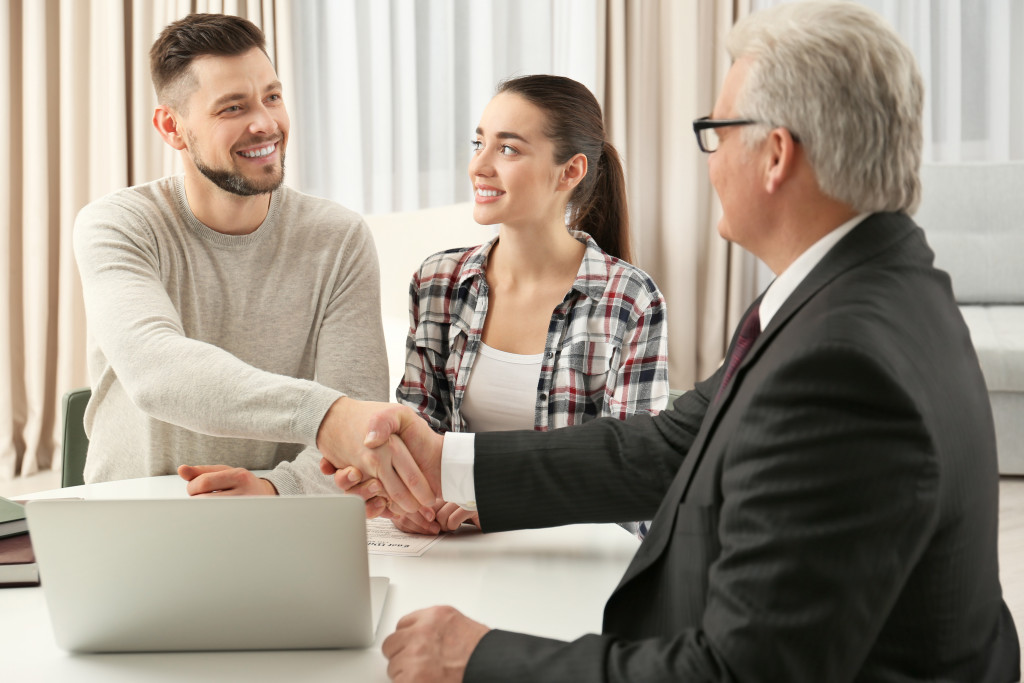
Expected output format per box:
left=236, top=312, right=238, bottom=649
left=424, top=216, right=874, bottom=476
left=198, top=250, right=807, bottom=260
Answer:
left=74, top=13, right=397, bottom=497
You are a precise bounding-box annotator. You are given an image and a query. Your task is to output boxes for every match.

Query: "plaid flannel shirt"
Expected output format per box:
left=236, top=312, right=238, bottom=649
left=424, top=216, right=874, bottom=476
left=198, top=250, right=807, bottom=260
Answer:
left=397, top=231, right=669, bottom=432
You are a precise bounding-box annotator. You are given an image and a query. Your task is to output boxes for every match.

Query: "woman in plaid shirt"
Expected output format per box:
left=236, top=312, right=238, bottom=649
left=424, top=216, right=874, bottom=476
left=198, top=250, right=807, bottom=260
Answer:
left=394, top=76, right=670, bottom=533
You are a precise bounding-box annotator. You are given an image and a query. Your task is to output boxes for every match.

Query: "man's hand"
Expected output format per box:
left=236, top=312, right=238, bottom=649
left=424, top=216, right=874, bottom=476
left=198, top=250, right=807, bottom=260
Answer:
left=436, top=502, right=479, bottom=532
left=178, top=464, right=277, bottom=496
left=389, top=502, right=478, bottom=535
left=318, top=400, right=443, bottom=517
left=383, top=606, right=490, bottom=683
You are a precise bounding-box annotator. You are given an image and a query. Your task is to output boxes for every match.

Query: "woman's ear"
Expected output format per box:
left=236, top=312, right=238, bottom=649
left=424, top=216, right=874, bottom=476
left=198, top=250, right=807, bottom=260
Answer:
left=153, top=105, right=187, bottom=151
left=557, top=153, right=588, bottom=191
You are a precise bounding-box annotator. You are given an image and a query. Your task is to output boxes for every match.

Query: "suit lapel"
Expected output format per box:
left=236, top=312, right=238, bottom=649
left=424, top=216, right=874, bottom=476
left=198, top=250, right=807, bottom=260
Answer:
left=611, top=214, right=920, bottom=590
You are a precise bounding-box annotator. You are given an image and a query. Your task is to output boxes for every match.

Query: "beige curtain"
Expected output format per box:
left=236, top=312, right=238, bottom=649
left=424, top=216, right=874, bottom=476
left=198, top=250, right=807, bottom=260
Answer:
left=598, top=0, right=759, bottom=390
left=0, top=0, right=287, bottom=480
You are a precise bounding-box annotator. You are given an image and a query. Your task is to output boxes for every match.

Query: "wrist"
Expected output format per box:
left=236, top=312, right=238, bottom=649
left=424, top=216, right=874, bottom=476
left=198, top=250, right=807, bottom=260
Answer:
left=260, top=478, right=279, bottom=496
left=316, top=396, right=351, bottom=452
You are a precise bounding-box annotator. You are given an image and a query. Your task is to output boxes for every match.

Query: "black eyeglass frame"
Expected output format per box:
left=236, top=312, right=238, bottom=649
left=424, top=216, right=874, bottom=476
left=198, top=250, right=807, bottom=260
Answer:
left=692, top=116, right=800, bottom=153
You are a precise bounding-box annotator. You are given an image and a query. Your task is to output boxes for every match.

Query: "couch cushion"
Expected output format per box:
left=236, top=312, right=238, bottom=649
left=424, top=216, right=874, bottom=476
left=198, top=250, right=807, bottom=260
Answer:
left=915, top=162, right=1024, bottom=304
left=960, top=305, right=1024, bottom=392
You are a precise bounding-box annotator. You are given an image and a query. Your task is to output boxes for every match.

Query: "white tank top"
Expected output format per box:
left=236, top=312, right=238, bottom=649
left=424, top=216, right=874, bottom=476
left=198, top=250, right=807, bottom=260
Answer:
left=460, top=342, right=544, bottom=432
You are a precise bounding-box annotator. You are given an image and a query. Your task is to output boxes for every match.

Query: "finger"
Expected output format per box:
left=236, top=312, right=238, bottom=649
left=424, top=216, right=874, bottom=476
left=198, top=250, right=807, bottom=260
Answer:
left=332, top=469, right=374, bottom=495
left=434, top=502, right=460, bottom=529
left=391, top=510, right=440, bottom=536
left=366, top=496, right=388, bottom=519
left=446, top=507, right=477, bottom=531
left=185, top=470, right=240, bottom=496
left=177, top=464, right=229, bottom=481
left=319, top=457, right=338, bottom=475
left=380, top=434, right=437, bottom=517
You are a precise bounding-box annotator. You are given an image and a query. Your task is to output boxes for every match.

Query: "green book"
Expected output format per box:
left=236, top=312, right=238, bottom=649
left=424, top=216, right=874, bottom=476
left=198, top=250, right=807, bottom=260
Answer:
left=0, top=496, right=28, bottom=539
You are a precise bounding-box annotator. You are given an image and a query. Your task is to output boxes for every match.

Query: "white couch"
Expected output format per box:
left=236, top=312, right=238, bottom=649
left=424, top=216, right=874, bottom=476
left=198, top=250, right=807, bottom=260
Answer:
left=914, top=162, right=1024, bottom=474
left=363, top=202, right=493, bottom=393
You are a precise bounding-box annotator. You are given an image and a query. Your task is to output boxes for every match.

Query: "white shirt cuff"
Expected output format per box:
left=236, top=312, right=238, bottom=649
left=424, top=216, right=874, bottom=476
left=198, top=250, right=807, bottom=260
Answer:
left=441, top=432, right=477, bottom=511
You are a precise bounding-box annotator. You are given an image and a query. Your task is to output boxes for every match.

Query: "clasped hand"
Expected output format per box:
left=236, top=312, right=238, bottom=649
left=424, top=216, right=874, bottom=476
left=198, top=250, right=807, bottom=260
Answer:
left=318, top=399, right=447, bottom=523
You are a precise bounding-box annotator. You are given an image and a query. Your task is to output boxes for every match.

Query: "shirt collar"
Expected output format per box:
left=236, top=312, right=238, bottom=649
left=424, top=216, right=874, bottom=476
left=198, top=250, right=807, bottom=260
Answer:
left=758, top=213, right=869, bottom=331
left=457, top=230, right=611, bottom=301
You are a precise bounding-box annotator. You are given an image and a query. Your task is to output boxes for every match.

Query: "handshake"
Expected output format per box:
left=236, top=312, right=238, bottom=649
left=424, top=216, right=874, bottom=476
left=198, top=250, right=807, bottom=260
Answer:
left=178, top=397, right=480, bottom=534
left=316, top=398, right=479, bottom=535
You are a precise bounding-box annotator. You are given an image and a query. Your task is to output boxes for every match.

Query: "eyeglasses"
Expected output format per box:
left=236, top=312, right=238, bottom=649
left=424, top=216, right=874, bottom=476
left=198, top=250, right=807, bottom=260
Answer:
left=692, top=116, right=800, bottom=153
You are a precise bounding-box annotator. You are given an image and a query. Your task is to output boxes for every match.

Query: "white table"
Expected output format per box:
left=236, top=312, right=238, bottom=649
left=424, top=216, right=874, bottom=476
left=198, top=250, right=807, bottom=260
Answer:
left=0, top=476, right=640, bottom=682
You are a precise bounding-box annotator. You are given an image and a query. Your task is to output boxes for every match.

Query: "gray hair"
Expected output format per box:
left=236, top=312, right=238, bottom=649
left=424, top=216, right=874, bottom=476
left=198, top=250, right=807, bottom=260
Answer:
left=727, top=1, right=923, bottom=213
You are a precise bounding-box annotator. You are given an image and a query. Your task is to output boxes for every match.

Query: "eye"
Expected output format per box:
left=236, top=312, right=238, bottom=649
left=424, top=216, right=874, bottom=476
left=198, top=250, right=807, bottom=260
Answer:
left=266, top=93, right=282, bottom=104
left=498, top=144, right=518, bottom=156
left=220, top=105, right=243, bottom=115
left=470, top=139, right=483, bottom=152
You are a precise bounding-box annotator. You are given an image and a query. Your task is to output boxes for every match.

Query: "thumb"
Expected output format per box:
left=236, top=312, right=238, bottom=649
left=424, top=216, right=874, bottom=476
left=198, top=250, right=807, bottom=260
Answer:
left=364, top=407, right=406, bottom=448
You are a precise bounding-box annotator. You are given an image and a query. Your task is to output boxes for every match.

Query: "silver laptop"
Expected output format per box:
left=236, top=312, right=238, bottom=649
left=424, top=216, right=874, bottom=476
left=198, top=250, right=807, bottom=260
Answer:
left=26, top=496, right=389, bottom=653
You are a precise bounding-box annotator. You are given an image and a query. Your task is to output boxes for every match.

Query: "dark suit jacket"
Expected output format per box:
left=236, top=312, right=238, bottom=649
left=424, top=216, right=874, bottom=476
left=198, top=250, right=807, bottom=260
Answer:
left=465, top=214, right=1019, bottom=682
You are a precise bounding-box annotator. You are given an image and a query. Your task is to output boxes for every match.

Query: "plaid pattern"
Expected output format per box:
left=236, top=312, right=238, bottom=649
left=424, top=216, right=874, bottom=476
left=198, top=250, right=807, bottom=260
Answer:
left=397, top=231, right=669, bottom=433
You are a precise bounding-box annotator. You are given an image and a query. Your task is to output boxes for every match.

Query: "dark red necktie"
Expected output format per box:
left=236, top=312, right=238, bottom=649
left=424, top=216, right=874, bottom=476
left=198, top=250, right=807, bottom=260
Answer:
left=716, top=305, right=761, bottom=401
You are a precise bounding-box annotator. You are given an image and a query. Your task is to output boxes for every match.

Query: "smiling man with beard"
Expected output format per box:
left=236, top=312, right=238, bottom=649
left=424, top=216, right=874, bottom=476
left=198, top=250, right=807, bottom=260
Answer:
left=72, top=13, right=391, bottom=494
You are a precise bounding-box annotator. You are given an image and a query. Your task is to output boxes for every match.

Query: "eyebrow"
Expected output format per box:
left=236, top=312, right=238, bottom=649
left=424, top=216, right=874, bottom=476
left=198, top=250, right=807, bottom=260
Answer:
left=475, top=127, right=530, bottom=145
left=211, top=80, right=283, bottom=110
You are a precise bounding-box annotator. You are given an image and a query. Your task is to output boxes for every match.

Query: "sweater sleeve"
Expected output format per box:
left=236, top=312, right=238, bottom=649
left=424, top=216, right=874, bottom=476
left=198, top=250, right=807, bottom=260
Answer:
left=74, top=193, right=343, bottom=448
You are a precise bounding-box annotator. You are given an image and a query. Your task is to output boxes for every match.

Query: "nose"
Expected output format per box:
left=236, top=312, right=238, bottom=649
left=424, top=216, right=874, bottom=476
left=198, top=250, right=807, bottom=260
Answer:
left=468, top=147, right=493, bottom=179
left=248, top=103, right=277, bottom=136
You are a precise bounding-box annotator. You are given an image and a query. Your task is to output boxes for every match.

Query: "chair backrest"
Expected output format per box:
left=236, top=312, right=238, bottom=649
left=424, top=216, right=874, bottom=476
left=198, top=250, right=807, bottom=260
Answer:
left=60, top=388, right=91, bottom=488
left=914, top=162, right=1024, bottom=304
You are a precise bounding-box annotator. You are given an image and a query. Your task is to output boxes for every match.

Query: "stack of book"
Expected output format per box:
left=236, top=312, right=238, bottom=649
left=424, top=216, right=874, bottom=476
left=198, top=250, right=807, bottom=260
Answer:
left=0, top=495, right=38, bottom=588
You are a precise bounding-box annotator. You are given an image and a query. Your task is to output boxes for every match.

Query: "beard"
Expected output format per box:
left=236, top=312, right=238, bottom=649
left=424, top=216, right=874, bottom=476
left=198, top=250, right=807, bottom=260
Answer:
left=187, top=132, right=286, bottom=197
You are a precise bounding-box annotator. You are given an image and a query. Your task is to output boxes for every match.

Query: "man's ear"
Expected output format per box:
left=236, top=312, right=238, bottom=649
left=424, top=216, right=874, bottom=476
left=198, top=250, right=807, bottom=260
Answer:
left=557, top=153, right=588, bottom=192
left=153, top=105, right=187, bottom=151
left=764, top=127, right=799, bottom=194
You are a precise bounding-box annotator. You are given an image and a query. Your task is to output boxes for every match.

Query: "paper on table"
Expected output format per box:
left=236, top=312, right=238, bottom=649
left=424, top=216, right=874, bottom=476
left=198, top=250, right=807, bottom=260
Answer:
left=366, top=517, right=444, bottom=557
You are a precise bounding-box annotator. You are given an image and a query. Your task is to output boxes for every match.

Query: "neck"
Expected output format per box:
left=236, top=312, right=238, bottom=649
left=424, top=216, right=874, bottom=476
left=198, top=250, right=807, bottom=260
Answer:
left=182, top=172, right=273, bottom=236
left=759, top=198, right=859, bottom=275
left=488, top=219, right=585, bottom=286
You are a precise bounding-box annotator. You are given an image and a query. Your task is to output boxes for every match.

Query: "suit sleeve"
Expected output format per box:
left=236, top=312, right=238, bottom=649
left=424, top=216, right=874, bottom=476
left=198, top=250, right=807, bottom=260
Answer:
left=474, top=371, right=717, bottom=531
left=467, top=343, right=939, bottom=682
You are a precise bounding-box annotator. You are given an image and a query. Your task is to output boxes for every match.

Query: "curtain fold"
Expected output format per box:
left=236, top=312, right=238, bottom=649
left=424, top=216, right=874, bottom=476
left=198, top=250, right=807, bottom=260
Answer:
left=286, top=0, right=599, bottom=216
left=0, top=0, right=283, bottom=480
left=601, top=0, right=758, bottom=390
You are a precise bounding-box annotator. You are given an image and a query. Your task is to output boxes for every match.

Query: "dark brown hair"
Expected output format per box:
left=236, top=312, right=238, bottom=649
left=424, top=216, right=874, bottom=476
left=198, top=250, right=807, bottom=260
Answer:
left=149, top=13, right=267, bottom=110
left=497, top=75, right=632, bottom=263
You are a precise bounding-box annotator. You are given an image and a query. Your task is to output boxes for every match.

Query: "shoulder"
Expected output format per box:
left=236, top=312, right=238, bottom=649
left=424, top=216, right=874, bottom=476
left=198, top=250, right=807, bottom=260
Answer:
left=76, top=177, right=180, bottom=225
left=414, top=244, right=486, bottom=287
left=579, top=235, right=665, bottom=314
left=73, top=177, right=185, bottom=250
left=276, top=186, right=365, bottom=229
left=275, top=186, right=370, bottom=244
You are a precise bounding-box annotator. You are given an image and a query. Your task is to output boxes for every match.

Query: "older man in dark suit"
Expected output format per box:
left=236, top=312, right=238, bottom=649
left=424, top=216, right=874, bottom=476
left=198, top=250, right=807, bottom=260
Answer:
left=322, top=1, right=1020, bottom=681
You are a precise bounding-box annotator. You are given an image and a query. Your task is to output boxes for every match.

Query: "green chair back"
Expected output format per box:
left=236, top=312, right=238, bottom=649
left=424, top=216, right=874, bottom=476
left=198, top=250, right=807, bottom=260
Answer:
left=61, top=387, right=91, bottom=487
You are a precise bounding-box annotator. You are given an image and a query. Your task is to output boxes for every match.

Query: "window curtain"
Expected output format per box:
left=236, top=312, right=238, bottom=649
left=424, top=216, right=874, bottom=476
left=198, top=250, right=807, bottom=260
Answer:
left=599, top=0, right=757, bottom=388
left=0, top=0, right=287, bottom=480
left=285, top=0, right=599, bottom=215
left=751, top=0, right=1024, bottom=162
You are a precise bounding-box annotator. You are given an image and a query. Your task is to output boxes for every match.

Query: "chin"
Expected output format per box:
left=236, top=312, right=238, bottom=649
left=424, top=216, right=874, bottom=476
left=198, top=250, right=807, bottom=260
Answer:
left=472, top=207, right=500, bottom=226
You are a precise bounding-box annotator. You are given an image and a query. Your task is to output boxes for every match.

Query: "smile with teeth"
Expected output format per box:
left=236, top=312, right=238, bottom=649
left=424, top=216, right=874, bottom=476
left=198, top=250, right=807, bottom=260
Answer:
left=476, top=188, right=504, bottom=197
left=238, top=143, right=276, bottom=158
